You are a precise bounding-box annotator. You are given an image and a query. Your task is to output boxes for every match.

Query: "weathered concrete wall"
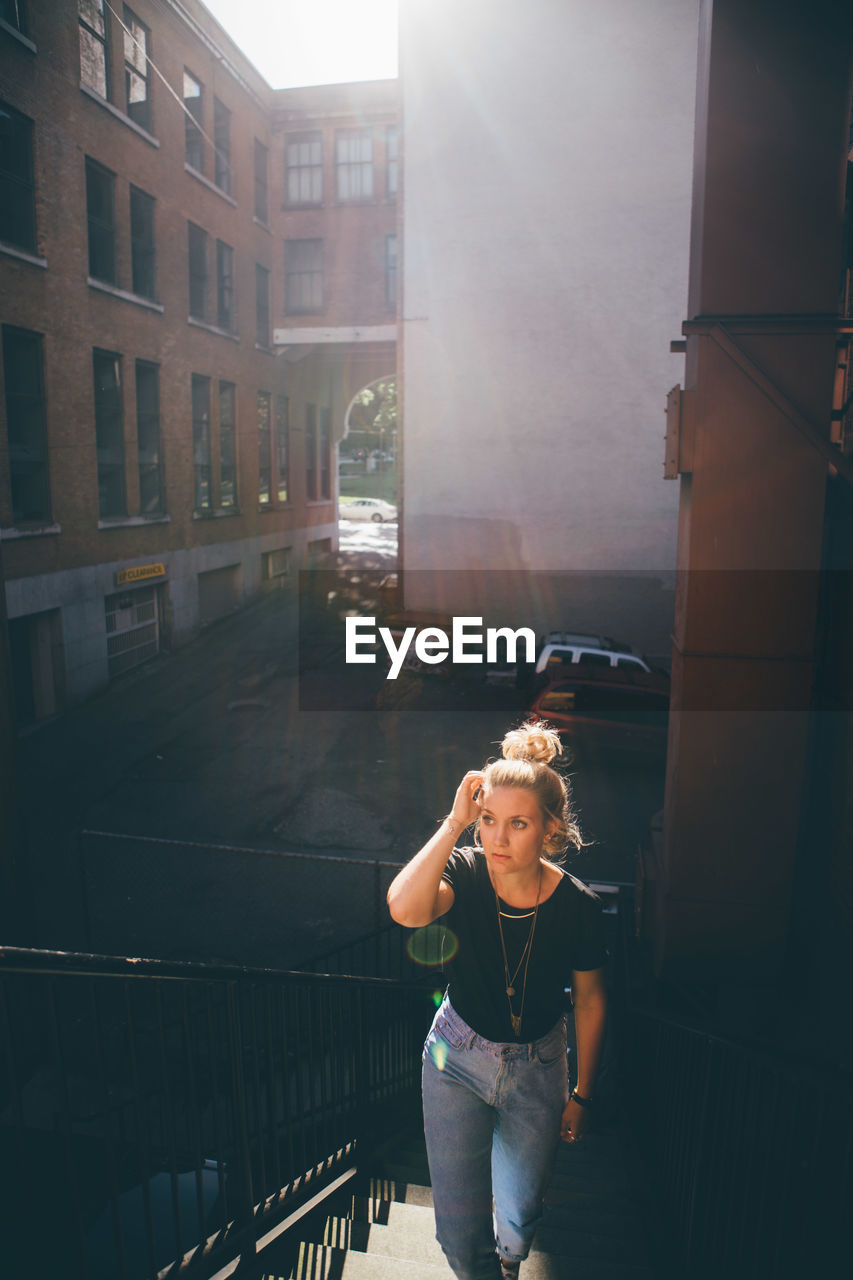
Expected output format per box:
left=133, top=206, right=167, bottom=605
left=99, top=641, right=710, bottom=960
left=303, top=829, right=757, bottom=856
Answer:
left=399, top=0, right=699, bottom=637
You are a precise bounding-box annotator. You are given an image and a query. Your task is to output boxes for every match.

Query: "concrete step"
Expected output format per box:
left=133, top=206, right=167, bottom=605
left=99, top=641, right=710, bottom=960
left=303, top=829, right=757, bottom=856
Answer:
left=372, top=1161, right=432, bottom=1189
left=287, top=1238, right=658, bottom=1280
left=322, top=1211, right=649, bottom=1270
left=274, top=1115, right=660, bottom=1280
left=288, top=1240, right=452, bottom=1278
left=357, top=1176, right=434, bottom=1206
left=322, top=1215, right=446, bottom=1265
left=350, top=1195, right=436, bottom=1232
left=343, top=1197, right=649, bottom=1265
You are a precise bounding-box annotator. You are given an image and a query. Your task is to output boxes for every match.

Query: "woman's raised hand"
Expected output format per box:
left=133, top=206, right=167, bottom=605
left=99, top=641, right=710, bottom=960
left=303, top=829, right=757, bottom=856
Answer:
left=449, top=771, right=485, bottom=832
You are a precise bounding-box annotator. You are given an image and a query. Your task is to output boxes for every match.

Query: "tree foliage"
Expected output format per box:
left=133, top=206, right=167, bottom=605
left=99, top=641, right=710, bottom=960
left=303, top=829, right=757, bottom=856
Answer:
left=348, top=378, right=397, bottom=439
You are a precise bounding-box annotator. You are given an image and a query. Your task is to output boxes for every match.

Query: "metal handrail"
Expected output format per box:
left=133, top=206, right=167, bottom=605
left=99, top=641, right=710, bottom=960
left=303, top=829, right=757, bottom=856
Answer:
left=0, top=945, right=432, bottom=1280
left=0, top=944, right=419, bottom=987
left=626, top=997, right=852, bottom=1085
left=296, top=918, right=450, bottom=982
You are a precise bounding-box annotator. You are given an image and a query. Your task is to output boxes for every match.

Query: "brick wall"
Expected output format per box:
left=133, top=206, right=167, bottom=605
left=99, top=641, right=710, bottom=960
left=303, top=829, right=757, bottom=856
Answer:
left=0, top=1, right=398, bottom=706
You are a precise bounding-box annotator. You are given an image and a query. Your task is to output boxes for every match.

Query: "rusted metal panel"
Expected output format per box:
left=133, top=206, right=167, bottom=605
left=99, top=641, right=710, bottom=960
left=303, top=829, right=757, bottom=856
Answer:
left=664, top=385, right=695, bottom=478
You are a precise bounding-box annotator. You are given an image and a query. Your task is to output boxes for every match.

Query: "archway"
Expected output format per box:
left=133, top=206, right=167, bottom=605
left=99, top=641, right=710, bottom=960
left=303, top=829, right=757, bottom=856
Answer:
left=338, top=375, right=399, bottom=559
left=340, top=374, right=398, bottom=501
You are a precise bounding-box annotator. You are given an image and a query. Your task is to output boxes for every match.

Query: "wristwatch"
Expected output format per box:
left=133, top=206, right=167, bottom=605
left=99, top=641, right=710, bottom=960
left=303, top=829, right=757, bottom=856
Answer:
left=570, top=1088, right=593, bottom=1108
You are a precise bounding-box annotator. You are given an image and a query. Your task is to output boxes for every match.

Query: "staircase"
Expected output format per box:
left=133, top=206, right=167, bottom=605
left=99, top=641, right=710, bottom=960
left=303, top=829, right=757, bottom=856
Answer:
left=260, top=1116, right=661, bottom=1279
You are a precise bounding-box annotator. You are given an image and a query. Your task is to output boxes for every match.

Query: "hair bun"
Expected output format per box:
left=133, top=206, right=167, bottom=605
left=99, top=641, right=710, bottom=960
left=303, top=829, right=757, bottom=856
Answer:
left=501, top=721, right=562, bottom=765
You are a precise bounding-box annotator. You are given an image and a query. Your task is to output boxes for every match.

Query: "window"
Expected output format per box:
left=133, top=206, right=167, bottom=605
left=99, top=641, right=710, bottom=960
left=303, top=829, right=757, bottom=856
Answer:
left=123, top=7, right=151, bottom=132
left=259, top=394, right=289, bottom=506
left=183, top=70, right=203, bottom=172
left=188, top=222, right=207, bottom=320
left=284, top=238, right=322, bottom=314
left=385, top=233, right=397, bottom=309
left=93, top=349, right=125, bottom=518
left=253, top=139, right=268, bottom=222
left=79, top=0, right=109, bottom=99
left=135, top=360, right=163, bottom=514
left=285, top=132, right=322, bottom=206
left=1, top=1, right=28, bottom=36
left=305, top=403, right=317, bottom=500
left=257, top=390, right=271, bottom=505
left=387, top=127, right=398, bottom=198
left=319, top=406, right=331, bottom=500
left=130, top=185, right=155, bottom=298
left=86, top=157, right=116, bottom=284
left=191, top=373, right=211, bottom=510
left=216, top=240, right=234, bottom=331
left=255, top=264, right=270, bottom=347
left=262, top=548, right=291, bottom=580
left=219, top=381, right=236, bottom=508
left=0, top=101, right=36, bottom=253
left=276, top=394, right=289, bottom=502
left=213, top=96, right=231, bottom=194
left=336, top=129, right=373, bottom=202
left=1, top=326, right=50, bottom=524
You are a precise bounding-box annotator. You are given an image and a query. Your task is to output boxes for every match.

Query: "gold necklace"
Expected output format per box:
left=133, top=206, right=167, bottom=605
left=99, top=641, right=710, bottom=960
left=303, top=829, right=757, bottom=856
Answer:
left=494, top=863, right=542, bottom=1039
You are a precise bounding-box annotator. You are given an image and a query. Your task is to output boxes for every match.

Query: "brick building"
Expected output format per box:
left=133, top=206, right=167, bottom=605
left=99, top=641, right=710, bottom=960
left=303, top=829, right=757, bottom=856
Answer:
left=0, top=0, right=398, bottom=721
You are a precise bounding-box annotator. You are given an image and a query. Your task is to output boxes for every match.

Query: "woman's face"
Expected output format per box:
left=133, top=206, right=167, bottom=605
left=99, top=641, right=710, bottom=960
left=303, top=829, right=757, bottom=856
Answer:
left=478, top=785, right=554, bottom=878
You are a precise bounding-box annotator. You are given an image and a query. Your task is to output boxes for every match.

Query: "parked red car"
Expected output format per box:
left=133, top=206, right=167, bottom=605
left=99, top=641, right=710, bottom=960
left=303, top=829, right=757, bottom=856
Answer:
left=528, top=667, right=670, bottom=757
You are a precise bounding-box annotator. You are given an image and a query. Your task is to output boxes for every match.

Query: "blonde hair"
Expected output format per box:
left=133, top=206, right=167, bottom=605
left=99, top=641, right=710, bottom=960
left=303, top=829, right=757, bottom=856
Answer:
left=479, top=720, right=585, bottom=858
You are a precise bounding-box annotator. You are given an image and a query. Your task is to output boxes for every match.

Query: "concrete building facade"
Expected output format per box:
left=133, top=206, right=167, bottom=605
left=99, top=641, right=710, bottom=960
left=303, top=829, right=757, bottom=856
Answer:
left=0, top=0, right=398, bottom=720
left=398, top=0, right=699, bottom=654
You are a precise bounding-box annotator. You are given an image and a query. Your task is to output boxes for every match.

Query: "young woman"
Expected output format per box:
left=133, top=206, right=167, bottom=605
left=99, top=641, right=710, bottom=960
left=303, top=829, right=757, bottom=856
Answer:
left=387, top=721, right=608, bottom=1280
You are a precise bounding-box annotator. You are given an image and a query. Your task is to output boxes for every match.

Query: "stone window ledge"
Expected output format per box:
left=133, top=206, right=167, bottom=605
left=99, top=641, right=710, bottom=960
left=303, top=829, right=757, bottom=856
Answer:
left=79, top=84, right=159, bottom=148
left=88, top=278, right=164, bottom=312
left=184, top=163, right=237, bottom=207
left=188, top=317, right=239, bottom=342
left=0, top=241, right=47, bottom=269
left=97, top=514, right=170, bottom=530
left=1, top=522, right=60, bottom=539
left=0, top=17, right=36, bottom=52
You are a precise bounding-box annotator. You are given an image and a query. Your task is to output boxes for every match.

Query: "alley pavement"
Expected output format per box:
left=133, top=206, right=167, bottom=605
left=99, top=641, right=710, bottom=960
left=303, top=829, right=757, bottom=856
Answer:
left=13, top=547, right=665, bottom=969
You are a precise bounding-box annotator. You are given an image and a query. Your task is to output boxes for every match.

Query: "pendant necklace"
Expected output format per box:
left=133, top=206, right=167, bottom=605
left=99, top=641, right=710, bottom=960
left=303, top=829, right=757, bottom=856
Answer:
left=495, top=862, right=542, bottom=1039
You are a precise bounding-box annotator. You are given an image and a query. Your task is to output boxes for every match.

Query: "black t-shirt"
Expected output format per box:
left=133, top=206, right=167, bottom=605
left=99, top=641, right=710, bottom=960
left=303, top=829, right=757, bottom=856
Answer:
left=440, top=846, right=606, bottom=1043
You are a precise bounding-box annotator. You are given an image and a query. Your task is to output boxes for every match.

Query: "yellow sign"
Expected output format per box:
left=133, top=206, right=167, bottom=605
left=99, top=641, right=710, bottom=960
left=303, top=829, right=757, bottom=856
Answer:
left=116, top=562, right=166, bottom=586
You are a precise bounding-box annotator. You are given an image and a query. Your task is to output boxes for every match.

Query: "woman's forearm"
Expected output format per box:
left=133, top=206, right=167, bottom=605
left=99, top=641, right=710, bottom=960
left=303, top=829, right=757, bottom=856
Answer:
left=386, top=816, right=461, bottom=927
left=573, top=987, right=607, bottom=1098
left=387, top=769, right=483, bottom=928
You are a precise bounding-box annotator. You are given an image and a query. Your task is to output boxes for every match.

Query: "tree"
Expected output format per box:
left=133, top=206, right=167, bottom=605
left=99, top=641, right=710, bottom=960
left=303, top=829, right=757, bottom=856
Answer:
left=347, top=378, right=397, bottom=450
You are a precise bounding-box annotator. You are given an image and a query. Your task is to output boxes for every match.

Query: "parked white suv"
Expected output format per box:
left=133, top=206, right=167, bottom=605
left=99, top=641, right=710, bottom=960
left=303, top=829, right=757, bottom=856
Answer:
left=535, top=634, right=652, bottom=676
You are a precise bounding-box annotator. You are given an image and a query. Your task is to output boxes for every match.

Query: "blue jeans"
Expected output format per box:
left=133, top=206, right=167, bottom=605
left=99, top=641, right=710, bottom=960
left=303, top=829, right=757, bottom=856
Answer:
left=422, top=995, right=569, bottom=1280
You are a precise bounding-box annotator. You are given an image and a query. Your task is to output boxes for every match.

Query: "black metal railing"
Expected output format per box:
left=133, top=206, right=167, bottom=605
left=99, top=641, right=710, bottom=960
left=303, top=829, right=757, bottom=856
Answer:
left=619, top=896, right=853, bottom=1279
left=629, top=1006, right=852, bottom=1277
left=296, top=918, right=450, bottom=983
left=76, top=829, right=405, bottom=971
left=0, top=946, right=433, bottom=1280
